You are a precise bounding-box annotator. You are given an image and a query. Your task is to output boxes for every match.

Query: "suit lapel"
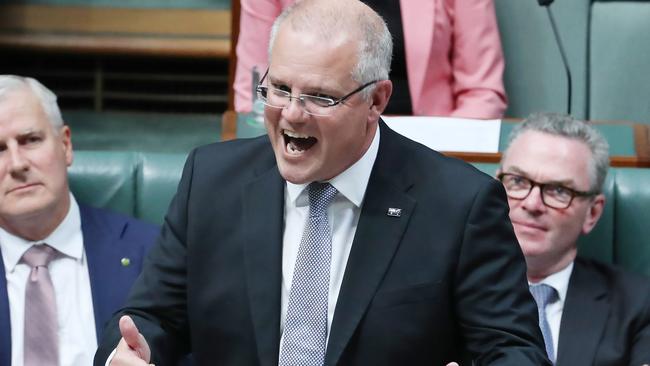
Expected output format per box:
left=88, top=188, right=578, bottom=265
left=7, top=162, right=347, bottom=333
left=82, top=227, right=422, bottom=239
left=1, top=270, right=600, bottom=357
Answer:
left=326, top=122, right=416, bottom=366
left=243, top=166, right=285, bottom=366
left=0, top=254, right=11, bottom=365
left=556, top=260, right=609, bottom=366
left=81, top=205, right=128, bottom=339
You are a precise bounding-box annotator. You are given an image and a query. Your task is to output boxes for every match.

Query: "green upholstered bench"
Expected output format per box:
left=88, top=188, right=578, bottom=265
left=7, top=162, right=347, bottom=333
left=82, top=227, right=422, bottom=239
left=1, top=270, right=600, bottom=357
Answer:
left=69, top=151, right=187, bottom=225
left=68, top=151, right=650, bottom=277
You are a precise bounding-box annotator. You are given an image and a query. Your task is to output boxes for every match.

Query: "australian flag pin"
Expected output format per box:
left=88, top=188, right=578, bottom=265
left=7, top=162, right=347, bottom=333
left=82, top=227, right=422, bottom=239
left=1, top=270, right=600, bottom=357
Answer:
left=387, top=208, right=402, bottom=217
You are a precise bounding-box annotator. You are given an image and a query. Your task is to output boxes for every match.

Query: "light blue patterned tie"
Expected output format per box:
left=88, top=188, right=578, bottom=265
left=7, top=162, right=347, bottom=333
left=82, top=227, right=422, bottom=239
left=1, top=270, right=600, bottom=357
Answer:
left=530, top=283, right=558, bottom=363
left=279, top=182, right=338, bottom=366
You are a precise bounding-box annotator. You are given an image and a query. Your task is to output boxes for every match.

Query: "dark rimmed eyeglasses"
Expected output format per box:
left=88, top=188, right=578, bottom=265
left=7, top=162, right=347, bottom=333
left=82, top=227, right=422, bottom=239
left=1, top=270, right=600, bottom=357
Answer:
left=497, top=173, right=597, bottom=209
left=255, top=68, right=379, bottom=116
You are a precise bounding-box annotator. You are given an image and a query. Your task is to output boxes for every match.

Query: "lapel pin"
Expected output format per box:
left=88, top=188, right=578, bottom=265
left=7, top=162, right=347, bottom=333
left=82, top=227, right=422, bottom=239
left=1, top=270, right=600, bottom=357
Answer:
left=121, top=257, right=131, bottom=267
left=387, top=208, right=402, bottom=217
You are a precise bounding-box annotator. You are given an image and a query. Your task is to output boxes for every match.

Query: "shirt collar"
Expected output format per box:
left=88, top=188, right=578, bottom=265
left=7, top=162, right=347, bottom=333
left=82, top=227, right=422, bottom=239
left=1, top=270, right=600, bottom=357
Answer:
left=0, top=193, right=83, bottom=272
left=531, top=261, right=574, bottom=303
left=286, top=126, right=380, bottom=208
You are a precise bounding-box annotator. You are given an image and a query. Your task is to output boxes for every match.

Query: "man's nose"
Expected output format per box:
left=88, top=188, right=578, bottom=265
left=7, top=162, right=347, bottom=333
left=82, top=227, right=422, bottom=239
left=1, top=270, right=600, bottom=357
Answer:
left=522, top=186, right=547, bottom=212
left=281, top=96, right=307, bottom=122
left=8, top=145, right=29, bottom=173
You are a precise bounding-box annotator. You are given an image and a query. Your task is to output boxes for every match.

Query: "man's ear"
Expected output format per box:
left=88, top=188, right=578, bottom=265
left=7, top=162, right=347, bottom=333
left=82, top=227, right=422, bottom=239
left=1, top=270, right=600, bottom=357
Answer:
left=60, top=125, right=74, bottom=167
left=582, top=193, right=605, bottom=235
left=368, top=80, right=392, bottom=122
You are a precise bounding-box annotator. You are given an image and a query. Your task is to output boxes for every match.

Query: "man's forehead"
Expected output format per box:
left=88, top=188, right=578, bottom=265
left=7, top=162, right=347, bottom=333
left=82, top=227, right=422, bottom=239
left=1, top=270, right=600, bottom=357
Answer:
left=269, top=29, right=358, bottom=88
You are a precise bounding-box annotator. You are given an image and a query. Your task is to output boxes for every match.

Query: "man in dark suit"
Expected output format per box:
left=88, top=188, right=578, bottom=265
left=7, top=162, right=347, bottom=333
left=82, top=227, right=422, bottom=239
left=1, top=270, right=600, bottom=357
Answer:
left=497, top=112, right=650, bottom=365
left=0, top=75, right=158, bottom=366
left=96, top=0, right=549, bottom=365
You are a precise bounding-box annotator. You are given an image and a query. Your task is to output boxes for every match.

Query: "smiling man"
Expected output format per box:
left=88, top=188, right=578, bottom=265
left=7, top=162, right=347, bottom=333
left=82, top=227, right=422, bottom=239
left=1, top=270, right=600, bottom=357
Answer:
left=0, top=75, right=159, bottom=366
left=96, top=0, right=549, bottom=365
left=498, top=112, right=650, bottom=365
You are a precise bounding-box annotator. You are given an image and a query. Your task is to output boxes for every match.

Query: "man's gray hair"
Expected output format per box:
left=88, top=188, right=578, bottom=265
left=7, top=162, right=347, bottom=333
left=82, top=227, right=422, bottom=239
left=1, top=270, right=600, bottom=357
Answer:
left=503, top=112, right=610, bottom=193
left=0, top=75, right=64, bottom=129
left=267, top=0, right=392, bottom=99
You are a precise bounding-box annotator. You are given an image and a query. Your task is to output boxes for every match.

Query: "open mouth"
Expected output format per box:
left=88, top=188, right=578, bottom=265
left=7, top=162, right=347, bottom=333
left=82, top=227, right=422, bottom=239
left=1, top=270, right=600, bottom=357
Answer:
left=283, top=130, right=317, bottom=154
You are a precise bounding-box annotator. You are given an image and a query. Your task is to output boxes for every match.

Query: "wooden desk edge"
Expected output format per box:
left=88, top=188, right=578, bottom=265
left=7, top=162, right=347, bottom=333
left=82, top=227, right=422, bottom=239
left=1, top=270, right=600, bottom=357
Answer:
left=0, top=33, right=230, bottom=58
left=445, top=152, right=650, bottom=168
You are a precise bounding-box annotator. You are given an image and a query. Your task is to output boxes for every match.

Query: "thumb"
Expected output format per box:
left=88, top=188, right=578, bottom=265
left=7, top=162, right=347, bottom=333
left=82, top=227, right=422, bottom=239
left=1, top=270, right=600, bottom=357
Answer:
left=119, top=315, right=151, bottom=362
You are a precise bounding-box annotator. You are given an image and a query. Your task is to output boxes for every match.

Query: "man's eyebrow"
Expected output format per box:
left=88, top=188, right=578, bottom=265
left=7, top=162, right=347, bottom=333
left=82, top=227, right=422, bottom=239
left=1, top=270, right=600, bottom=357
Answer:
left=16, top=129, right=42, bottom=138
left=267, top=75, right=285, bottom=85
left=504, top=166, right=576, bottom=187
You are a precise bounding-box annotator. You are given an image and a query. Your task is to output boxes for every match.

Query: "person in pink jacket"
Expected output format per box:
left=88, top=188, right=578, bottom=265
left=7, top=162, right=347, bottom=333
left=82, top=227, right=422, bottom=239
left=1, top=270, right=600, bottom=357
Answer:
left=234, top=0, right=507, bottom=118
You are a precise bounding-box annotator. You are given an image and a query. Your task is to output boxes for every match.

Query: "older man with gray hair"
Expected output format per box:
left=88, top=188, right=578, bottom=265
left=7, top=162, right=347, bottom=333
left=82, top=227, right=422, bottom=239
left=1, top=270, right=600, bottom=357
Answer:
left=96, top=0, right=549, bottom=365
left=0, top=75, right=158, bottom=366
left=498, top=112, right=650, bottom=365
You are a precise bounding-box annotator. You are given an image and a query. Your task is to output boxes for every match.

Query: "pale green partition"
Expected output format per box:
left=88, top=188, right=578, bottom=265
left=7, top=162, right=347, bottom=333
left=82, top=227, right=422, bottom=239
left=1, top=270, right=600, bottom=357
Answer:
left=494, top=0, right=590, bottom=119
left=589, top=1, right=650, bottom=123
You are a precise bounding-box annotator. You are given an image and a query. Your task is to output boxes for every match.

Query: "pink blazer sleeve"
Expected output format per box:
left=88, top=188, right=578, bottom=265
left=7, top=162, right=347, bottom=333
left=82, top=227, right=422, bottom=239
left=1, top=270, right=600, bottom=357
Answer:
left=448, top=0, right=507, bottom=118
left=234, top=0, right=292, bottom=113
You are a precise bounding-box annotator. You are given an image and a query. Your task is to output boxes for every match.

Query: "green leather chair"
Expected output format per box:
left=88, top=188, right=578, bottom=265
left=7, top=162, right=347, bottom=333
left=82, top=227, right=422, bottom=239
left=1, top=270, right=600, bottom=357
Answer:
left=136, top=153, right=188, bottom=224
left=68, top=151, right=139, bottom=218
left=494, top=0, right=590, bottom=119
left=589, top=0, right=650, bottom=123
left=69, top=151, right=187, bottom=225
left=611, top=168, right=650, bottom=276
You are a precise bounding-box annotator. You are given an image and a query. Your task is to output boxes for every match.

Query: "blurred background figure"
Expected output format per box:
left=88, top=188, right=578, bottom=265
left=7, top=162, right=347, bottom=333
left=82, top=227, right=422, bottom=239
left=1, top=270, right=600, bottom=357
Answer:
left=234, top=0, right=507, bottom=118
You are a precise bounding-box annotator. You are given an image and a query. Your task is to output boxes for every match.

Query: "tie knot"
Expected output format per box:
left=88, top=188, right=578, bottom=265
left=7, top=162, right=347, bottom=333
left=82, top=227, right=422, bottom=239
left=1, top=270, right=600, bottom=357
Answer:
left=21, top=244, right=58, bottom=268
left=529, top=283, right=558, bottom=308
left=307, top=182, right=338, bottom=217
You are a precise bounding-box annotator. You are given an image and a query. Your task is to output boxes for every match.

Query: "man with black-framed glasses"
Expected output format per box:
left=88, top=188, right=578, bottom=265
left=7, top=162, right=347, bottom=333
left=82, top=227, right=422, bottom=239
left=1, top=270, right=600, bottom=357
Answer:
left=498, top=112, right=650, bottom=366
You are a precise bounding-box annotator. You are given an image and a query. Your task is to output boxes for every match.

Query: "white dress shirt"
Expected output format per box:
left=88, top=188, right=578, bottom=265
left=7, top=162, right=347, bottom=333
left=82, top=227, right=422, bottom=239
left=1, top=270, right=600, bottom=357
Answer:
left=531, top=261, right=573, bottom=362
left=280, top=126, right=380, bottom=347
left=0, top=194, right=98, bottom=366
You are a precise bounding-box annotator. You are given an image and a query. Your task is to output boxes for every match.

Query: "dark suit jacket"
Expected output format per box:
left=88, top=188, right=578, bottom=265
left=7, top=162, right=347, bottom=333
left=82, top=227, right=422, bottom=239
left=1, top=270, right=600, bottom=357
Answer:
left=0, top=204, right=159, bottom=365
left=96, top=121, right=549, bottom=365
left=557, top=257, right=650, bottom=366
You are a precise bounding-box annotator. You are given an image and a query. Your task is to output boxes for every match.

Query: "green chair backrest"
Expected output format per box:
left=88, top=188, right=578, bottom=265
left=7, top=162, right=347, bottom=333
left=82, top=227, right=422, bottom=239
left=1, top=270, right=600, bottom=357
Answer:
left=136, top=152, right=187, bottom=224
left=589, top=0, right=650, bottom=123
left=68, top=151, right=138, bottom=217
left=69, top=151, right=186, bottom=225
left=611, top=168, right=650, bottom=276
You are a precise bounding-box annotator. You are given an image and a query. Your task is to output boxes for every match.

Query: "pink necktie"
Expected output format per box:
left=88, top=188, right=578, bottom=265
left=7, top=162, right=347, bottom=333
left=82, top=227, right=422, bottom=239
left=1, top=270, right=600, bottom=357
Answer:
left=21, top=244, right=59, bottom=366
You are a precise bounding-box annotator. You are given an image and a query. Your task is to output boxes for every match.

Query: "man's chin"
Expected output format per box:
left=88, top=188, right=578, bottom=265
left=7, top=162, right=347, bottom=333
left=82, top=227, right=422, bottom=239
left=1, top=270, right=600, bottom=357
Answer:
left=278, top=164, right=314, bottom=185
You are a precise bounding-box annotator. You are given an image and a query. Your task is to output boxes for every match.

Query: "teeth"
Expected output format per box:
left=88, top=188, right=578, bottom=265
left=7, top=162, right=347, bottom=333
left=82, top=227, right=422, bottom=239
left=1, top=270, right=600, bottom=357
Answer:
left=284, top=130, right=311, bottom=139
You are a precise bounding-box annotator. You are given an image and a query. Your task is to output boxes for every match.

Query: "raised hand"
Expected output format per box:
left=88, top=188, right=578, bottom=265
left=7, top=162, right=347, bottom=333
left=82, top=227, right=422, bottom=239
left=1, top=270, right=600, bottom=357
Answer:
left=109, top=315, right=152, bottom=365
